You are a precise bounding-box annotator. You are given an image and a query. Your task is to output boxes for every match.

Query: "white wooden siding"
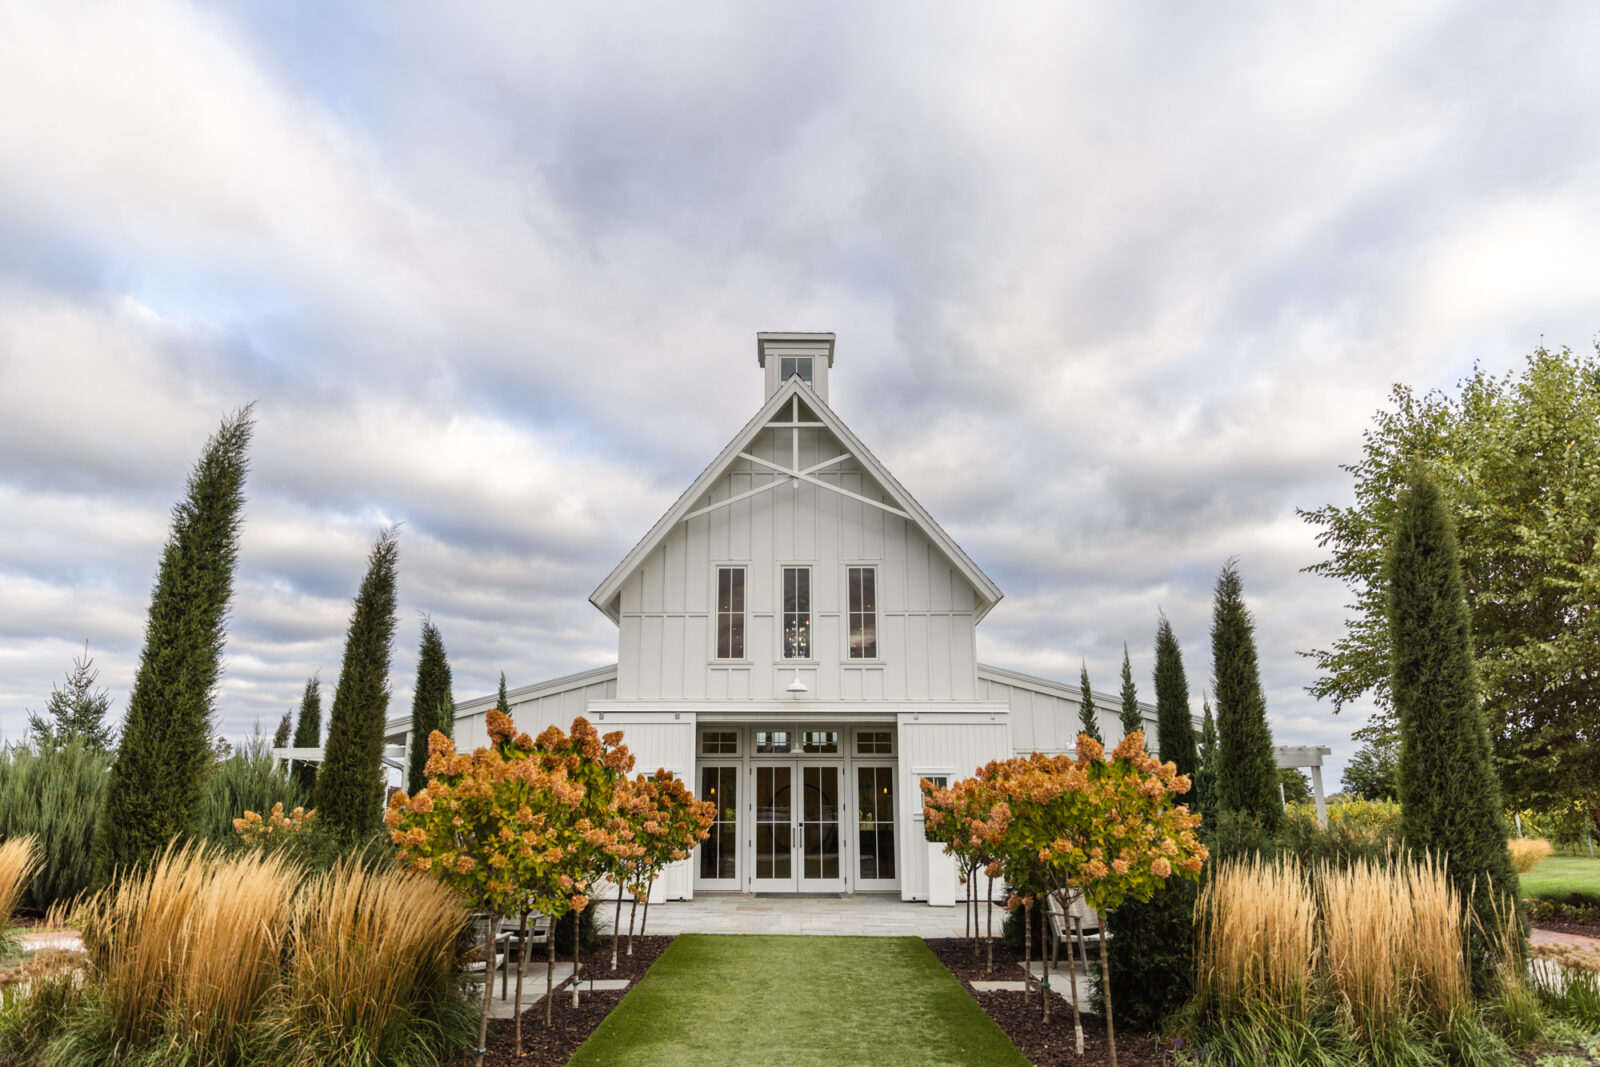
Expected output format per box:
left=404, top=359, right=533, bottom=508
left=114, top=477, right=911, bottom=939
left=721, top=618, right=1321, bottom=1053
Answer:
left=976, top=664, right=1159, bottom=756
left=897, top=714, right=1013, bottom=902
left=617, top=420, right=983, bottom=705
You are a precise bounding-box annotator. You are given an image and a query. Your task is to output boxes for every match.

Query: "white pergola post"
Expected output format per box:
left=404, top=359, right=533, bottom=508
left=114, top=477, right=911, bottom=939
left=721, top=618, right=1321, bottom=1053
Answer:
left=1274, top=745, right=1334, bottom=828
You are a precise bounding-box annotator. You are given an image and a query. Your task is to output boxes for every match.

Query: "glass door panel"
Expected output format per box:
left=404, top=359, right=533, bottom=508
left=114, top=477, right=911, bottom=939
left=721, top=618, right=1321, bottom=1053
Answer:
left=856, top=765, right=897, bottom=888
left=799, top=764, right=843, bottom=890
left=697, top=765, right=739, bottom=886
left=752, top=765, right=794, bottom=891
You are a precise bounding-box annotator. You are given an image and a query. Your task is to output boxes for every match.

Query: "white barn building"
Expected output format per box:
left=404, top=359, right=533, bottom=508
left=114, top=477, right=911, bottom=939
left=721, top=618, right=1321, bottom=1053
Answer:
left=386, top=333, right=1164, bottom=903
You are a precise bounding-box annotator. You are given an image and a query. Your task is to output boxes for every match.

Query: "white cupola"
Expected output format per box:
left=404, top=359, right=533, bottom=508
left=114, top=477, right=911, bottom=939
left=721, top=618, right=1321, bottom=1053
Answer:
left=757, top=332, right=834, bottom=404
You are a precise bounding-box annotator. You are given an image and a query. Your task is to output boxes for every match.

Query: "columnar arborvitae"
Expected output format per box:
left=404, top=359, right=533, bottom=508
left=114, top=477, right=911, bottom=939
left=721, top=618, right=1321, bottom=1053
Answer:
left=1194, top=697, right=1218, bottom=818
left=94, top=406, right=253, bottom=875
left=316, top=530, right=400, bottom=840
left=406, top=619, right=453, bottom=794
left=1388, top=464, right=1521, bottom=986
left=290, top=676, right=321, bottom=794
left=1211, top=561, right=1280, bottom=830
left=1153, top=616, right=1197, bottom=777
left=496, top=671, right=510, bottom=715
left=28, top=643, right=116, bottom=752
left=1118, top=644, right=1142, bottom=740
left=1100, top=619, right=1204, bottom=1029
left=271, top=711, right=292, bottom=749
left=1077, top=663, right=1102, bottom=743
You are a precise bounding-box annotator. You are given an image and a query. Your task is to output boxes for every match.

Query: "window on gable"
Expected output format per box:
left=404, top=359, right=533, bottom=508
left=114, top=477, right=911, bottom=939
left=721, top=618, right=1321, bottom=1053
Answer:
left=847, top=566, right=877, bottom=659
left=782, top=567, right=811, bottom=659
left=779, top=356, right=813, bottom=386
left=716, top=567, right=745, bottom=659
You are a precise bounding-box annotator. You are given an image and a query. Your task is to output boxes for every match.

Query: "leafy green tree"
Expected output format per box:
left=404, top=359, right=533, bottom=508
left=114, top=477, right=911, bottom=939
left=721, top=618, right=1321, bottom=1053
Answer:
left=1153, top=616, right=1197, bottom=776
left=1194, top=696, right=1218, bottom=818
left=406, top=619, right=454, bottom=794
left=1387, top=464, right=1520, bottom=987
left=1302, top=347, right=1600, bottom=816
left=1117, top=644, right=1142, bottom=740
left=1211, top=561, right=1280, bottom=830
left=289, top=676, right=321, bottom=794
left=1341, top=722, right=1398, bottom=801
left=1077, top=664, right=1102, bottom=743
left=28, top=643, right=116, bottom=752
left=94, top=406, right=254, bottom=875
left=316, top=529, right=399, bottom=841
left=1277, top=768, right=1311, bottom=804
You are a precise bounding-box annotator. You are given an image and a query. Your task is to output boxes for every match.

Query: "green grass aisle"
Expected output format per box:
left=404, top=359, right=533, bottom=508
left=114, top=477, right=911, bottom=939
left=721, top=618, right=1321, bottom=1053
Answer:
left=1522, top=855, right=1600, bottom=903
left=568, top=934, right=1030, bottom=1067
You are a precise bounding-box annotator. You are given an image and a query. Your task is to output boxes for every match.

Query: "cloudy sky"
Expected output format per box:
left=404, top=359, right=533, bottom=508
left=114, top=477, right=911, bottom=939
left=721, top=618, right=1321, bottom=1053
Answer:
left=3, top=1, right=1598, bottom=785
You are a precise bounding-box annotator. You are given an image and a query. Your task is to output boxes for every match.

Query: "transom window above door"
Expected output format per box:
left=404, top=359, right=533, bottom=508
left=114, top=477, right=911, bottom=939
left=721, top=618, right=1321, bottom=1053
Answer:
left=701, top=730, right=738, bottom=755
left=856, top=730, right=892, bottom=755
left=716, top=567, right=745, bottom=659
left=800, top=730, right=838, bottom=754
left=782, top=567, right=811, bottom=659
left=756, top=730, right=792, bottom=754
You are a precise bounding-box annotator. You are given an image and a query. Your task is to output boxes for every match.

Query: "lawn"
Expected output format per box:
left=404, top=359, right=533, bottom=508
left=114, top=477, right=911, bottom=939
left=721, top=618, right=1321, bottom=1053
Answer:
left=567, top=935, right=1030, bottom=1067
left=1523, top=854, right=1600, bottom=902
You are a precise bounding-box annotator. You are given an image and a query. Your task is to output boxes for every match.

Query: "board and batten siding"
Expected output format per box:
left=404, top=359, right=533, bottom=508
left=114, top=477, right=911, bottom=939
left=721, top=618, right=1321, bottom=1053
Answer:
left=977, top=664, right=1159, bottom=756
left=617, top=421, right=982, bottom=705
left=897, top=712, right=1012, bottom=902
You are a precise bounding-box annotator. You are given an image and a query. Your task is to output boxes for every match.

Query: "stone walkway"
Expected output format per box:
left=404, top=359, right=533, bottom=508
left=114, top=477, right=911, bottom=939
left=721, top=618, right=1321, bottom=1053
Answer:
left=639, top=893, right=973, bottom=938
left=1532, top=927, right=1600, bottom=951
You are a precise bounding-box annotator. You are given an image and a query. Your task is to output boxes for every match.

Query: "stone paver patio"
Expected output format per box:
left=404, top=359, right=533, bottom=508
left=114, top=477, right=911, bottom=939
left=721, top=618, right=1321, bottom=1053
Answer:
left=638, top=893, right=975, bottom=937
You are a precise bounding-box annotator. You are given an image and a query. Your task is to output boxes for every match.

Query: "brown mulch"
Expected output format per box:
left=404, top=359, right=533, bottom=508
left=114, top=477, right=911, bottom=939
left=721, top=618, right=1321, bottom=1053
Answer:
left=1535, top=918, right=1600, bottom=940
left=456, top=934, right=672, bottom=1067
left=926, top=937, right=1170, bottom=1067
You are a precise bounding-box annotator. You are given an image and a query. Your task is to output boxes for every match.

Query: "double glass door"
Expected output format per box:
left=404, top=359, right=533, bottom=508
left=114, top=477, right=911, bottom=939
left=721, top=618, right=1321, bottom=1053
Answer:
left=751, top=763, right=843, bottom=892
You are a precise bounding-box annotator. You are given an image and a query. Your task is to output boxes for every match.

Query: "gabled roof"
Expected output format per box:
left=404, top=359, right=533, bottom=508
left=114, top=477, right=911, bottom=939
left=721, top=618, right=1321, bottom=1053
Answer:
left=589, top=376, right=1004, bottom=623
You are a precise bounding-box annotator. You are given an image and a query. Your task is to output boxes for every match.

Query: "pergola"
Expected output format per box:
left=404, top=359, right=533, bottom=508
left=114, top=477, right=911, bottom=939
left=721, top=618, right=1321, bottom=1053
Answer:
left=1275, top=745, right=1334, bottom=827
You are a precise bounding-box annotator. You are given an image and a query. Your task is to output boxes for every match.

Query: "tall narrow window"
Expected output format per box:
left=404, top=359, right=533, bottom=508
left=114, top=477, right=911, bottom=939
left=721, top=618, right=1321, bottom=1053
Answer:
left=848, top=566, right=877, bottom=658
left=716, top=567, right=745, bottom=659
left=782, top=566, right=811, bottom=658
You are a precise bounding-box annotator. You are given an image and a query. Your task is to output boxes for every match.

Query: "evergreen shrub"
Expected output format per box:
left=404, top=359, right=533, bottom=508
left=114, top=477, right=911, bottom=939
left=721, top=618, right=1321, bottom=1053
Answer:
left=0, top=740, right=107, bottom=911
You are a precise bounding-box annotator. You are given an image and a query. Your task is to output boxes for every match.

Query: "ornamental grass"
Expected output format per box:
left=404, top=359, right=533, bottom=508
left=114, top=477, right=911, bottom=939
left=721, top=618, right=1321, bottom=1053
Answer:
left=1506, top=837, right=1554, bottom=874
left=0, top=836, right=40, bottom=951
left=266, top=860, right=472, bottom=1067
left=1194, top=855, right=1317, bottom=1022
left=73, top=842, right=298, bottom=1060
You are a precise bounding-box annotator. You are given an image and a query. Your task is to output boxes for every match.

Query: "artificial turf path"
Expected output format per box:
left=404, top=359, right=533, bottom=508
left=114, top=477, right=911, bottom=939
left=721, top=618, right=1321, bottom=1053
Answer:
left=567, top=934, right=1031, bottom=1067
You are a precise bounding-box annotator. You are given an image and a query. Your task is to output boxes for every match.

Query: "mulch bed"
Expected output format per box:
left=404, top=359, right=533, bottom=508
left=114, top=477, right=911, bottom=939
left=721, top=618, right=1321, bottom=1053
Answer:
left=457, top=934, right=673, bottom=1067
left=926, top=937, right=1169, bottom=1066
left=1534, top=918, right=1600, bottom=941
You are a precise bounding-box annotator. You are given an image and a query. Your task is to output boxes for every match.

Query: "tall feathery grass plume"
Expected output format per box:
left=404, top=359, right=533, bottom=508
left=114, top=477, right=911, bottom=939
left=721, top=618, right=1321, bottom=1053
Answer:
left=0, top=836, right=41, bottom=953
left=1316, top=854, right=1468, bottom=1041
left=267, top=860, right=471, bottom=1066
left=1194, top=855, right=1316, bottom=1022
left=1506, top=837, right=1554, bottom=874
left=72, top=842, right=297, bottom=1059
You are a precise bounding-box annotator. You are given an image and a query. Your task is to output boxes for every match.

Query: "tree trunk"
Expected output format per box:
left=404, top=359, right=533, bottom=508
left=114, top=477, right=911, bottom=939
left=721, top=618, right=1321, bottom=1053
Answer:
left=1042, top=897, right=1052, bottom=1023
left=545, top=933, right=556, bottom=1027
left=1071, top=909, right=1089, bottom=1057
left=641, top=877, right=653, bottom=938
left=964, top=868, right=972, bottom=941
left=513, top=912, right=528, bottom=1056
left=985, top=874, right=994, bottom=973
left=572, top=908, right=582, bottom=1008
left=1022, top=899, right=1034, bottom=993
left=612, top=882, right=624, bottom=969
left=476, top=911, right=498, bottom=1067
left=1098, top=916, right=1117, bottom=1067
left=627, top=884, right=641, bottom=956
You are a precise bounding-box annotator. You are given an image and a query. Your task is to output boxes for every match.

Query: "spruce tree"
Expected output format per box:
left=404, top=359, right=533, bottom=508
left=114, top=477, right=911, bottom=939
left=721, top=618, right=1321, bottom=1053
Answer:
left=271, top=711, right=292, bottom=749
left=94, top=406, right=253, bottom=874
left=1153, top=616, right=1197, bottom=776
left=406, top=619, right=454, bottom=794
left=1211, top=561, right=1281, bottom=830
left=1194, top=697, right=1219, bottom=818
left=1076, top=663, right=1102, bottom=742
left=1388, top=464, right=1521, bottom=985
left=316, top=529, right=400, bottom=841
left=1118, top=644, right=1142, bottom=740
left=290, top=675, right=322, bottom=794
left=28, top=642, right=116, bottom=752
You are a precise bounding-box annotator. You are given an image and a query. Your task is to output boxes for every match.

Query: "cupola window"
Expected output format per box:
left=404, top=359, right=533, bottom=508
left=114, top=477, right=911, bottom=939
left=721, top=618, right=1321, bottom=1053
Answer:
left=778, top=356, right=813, bottom=386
